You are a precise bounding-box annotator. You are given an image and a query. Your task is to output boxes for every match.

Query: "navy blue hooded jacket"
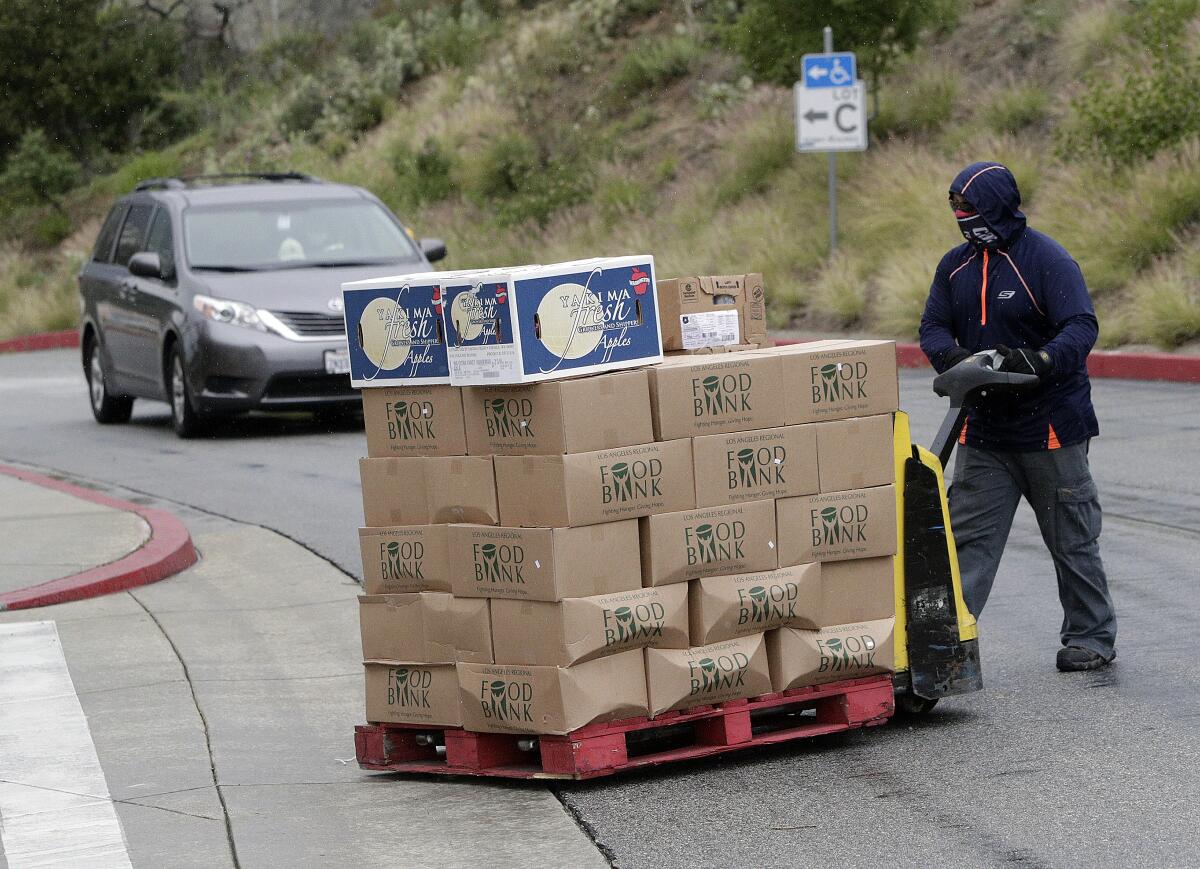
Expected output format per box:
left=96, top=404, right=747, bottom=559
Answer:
left=919, top=162, right=1100, bottom=452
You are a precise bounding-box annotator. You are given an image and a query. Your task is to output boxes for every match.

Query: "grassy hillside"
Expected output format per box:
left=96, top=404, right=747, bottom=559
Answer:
left=4, top=0, right=1200, bottom=350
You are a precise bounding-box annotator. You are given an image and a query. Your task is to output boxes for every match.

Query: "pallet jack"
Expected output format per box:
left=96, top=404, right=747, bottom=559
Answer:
left=890, top=351, right=1039, bottom=713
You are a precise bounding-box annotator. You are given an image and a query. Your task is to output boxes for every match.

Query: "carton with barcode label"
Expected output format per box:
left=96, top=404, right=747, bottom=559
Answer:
left=657, top=273, right=767, bottom=351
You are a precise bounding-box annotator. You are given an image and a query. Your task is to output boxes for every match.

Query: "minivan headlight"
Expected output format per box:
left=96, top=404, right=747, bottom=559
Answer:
left=192, top=294, right=267, bottom=331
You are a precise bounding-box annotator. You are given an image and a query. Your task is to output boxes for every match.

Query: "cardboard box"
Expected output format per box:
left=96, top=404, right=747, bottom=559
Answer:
left=777, top=485, right=898, bottom=566
left=364, top=662, right=462, bottom=726
left=691, top=424, right=819, bottom=507
left=688, top=563, right=822, bottom=645
left=462, top=370, right=653, bottom=456
left=359, top=593, right=493, bottom=663
left=648, top=353, right=787, bottom=440
left=342, top=272, right=452, bottom=387
left=664, top=343, right=763, bottom=358
left=447, top=521, right=641, bottom=601
left=359, top=456, right=498, bottom=526
left=657, top=274, right=767, bottom=351
left=360, top=385, right=467, bottom=458
left=359, top=525, right=450, bottom=594
left=767, top=618, right=896, bottom=691
left=766, top=340, right=899, bottom=424
left=639, top=500, right=778, bottom=587
left=457, top=650, right=648, bottom=735
left=816, top=414, right=894, bottom=492
left=645, top=634, right=773, bottom=716
left=490, top=584, right=689, bottom=666
left=442, top=257, right=663, bottom=385
left=820, top=557, right=895, bottom=625
left=494, top=439, right=695, bottom=527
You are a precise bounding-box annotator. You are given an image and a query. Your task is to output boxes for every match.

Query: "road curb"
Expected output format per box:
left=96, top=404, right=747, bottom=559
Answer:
left=0, top=330, right=79, bottom=355
left=0, top=464, right=198, bottom=611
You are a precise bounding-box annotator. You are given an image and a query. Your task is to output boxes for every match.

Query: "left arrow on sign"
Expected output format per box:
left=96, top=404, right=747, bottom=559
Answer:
left=803, top=109, right=829, bottom=123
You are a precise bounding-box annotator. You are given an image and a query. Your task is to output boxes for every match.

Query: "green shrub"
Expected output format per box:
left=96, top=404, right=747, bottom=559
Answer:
left=0, top=130, right=81, bottom=211
left=469, top=133, right=540, bottom=200
left=414, top=0, right=496, bottom=72
left=985, top=85, right=1049, bottom=135
left=106, top=150, right=185, bottom=197
left=281, top=76, right=328, bottom=138
left=810, top=253, right=869, bottom=326
left=712, top=117, right=794, bottom=206
left=608, top=35, right=700, bottom=107
left=1126, top=263, right=1200, bottom=349
left=874, top=62, right=958, bottom=139
left=31, top=212, right=71, bottom=248
left=390, top=138, right=458, bottom=207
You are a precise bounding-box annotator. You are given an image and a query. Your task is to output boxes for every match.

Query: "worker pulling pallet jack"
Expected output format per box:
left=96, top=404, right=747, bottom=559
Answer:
left=914, top=161, right=1117, bottom=678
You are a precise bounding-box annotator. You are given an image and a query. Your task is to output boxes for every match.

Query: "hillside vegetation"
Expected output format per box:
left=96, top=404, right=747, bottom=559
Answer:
left=3, top=0, right=1200, bottom=350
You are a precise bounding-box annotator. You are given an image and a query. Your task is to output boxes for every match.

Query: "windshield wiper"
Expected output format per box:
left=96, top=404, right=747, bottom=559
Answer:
left=191, top=264, right=265, bottom=273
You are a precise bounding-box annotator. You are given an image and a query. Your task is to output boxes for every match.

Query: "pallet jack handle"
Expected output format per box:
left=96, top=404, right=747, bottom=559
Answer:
left=928, top=350, right=1040, bottom=468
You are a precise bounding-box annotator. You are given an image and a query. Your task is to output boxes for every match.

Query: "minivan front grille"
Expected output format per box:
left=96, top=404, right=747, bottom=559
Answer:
left=269, top=310, right=346, bottom=337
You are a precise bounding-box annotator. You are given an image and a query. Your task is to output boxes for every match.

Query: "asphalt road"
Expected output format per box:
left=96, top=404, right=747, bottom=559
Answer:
left=2, top=348, right=1199, bottom=868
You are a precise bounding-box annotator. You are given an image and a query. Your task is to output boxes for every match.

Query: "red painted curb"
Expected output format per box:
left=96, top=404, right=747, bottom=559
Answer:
left=0, top=465, right=197, bottom=611
left=0, top=330, right=79, bottom=354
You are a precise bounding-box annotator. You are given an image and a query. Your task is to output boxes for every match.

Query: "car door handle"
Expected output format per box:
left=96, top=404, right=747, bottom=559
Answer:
left=118, top=281, right=135, bottom=299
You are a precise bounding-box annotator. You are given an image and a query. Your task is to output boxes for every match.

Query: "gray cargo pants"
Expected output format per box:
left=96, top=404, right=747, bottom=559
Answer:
left=949, top=441, right=1117, bottom=657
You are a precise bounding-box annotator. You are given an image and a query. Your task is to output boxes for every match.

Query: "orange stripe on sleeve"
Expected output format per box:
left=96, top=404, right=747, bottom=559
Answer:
left=980, top=249, right=989, bottom=326
left=960, top=417, right=969, bottom=445
left=1048, top=424, right=1061, bottom=450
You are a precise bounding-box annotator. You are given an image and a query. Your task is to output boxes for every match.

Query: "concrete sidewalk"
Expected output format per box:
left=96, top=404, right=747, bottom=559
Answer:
left=0, top=473, right=149, bottom=594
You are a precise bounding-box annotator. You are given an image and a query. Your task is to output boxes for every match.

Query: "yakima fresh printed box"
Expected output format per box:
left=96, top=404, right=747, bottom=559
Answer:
left=358, top=525, right=450, bottom=594
left=443, top=256, right=662, bottom=385
left=691, top=424, right=819, bottom=507
left=645, top=634, right=773, bottom=717
left=342, top=272, right=452, bottom=387
left=364, top=662, right=462, bottom=726
left=490, top=585, right=689, bottom=666
left=457, top=650, right=648, bottom=735
left=766, top=618, right=895, bottom=691
left=777, top=485, right=898, bottom=565
left=358, top=593, right=492, bottom=664
left=447, top=521, right=641, bottom=601
left=689, top=564, right=822, bottom=645
left=639, top=500, right=778, bottom=587
left=360, top=385, right=466, bottom=457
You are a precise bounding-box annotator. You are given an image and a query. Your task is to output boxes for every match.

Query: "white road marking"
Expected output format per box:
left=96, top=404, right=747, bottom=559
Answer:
left=0, top=621, right=132, bottom=869
left=0, top=377, right=81, bottom=394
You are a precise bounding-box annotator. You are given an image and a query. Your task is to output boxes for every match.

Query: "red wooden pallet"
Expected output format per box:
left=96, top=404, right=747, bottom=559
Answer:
left=354, top=674, right=893, bottom=780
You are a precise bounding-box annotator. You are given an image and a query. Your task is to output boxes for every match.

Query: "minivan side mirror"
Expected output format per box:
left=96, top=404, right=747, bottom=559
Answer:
left=129, top=251, right=169, bottom=280
left=420, top=238, right=447, bottom=263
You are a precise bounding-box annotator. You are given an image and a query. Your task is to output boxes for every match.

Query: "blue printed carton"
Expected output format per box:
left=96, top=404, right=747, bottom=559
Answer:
left=443, top=256, right=662, bottom=385
left=341, top=272, right=454, bottom=387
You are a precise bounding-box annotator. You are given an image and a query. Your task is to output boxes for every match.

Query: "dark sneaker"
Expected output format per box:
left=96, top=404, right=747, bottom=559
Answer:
left=1056, top=646, right=1115, bottom=672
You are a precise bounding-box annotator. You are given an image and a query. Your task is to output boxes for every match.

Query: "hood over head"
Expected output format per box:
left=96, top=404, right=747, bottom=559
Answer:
left=950, top=162, right=1026, bottom=249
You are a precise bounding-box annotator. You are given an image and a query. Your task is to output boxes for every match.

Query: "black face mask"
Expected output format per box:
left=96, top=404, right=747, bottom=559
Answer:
left=956, top=209, right=1001, bottom=249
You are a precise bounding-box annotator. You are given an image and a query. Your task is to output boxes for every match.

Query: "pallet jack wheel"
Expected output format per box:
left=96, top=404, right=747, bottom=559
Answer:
left=894, top=693, right=939, bottom=716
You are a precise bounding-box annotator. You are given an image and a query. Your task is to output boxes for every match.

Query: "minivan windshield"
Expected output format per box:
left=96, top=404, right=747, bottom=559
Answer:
left=183, top=199, right=422, bottom=271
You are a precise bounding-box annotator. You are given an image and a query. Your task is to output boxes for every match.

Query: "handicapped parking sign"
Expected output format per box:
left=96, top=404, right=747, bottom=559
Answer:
left=802, top=52, right=856, bottom=89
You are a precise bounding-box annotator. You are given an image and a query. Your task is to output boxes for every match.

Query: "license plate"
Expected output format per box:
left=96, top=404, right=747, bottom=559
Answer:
left=324, top=348, right=351, bottom=375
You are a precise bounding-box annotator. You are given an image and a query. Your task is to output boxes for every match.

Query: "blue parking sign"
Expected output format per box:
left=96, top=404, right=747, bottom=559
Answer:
left=801, top=52, right=857, bottom=89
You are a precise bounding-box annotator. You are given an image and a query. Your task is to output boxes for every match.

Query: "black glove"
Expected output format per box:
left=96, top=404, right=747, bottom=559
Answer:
left=943, top=346, right=971, bottom=370
left=996, top=344, right=1052, bottom=377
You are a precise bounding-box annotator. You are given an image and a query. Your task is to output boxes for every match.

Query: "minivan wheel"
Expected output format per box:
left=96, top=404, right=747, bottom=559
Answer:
left=167, top=347, right=207, bottom=438
left=85, top=337, right=133, bottom=424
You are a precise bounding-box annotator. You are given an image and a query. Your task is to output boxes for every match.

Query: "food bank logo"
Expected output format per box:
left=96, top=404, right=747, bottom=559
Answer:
left=379, top=539, right=426, bottom=583
left=386, top=400, right=435, bottom=441
left=483, top=397, right=535, bottom=440
left=387, top=667, right=433, bottom=708
left=816, top=633, right=878, bottom=673
left=811, top=361, right=869, bottom=404
left=472, top=542, right=525, bottom=585
left=736, top=582, right=799, bottom=626
left=688, top=651, right=750, bottom=696
left=727, top=445, right=786, bottom=490
left=602, top=601, right=667, bottom=647
left=478, top=678, right=534, bottom=722
left=599, top=458, right=663, bottom=503
left=693, top=372, right=752, bottom=417
left=683, top=520, right=745, bottom=566
left=811, top=504, right=870, bottom=547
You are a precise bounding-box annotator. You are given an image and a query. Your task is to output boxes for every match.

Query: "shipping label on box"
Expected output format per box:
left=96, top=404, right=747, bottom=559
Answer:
left=645, top=634, right=773, bottom=716
left=359, top=593, right=492, bottom=663
left=457, top=650, right=648, bottom=735
left=462, top=369, right=653, bottom=456
left=494, top=439, right=695, bottom=527
left=816, top=414, right=894, bottom=492
left=648, top=354, right=787, bottom=440
left=359, top=525, right=450, bottom=594
left=777, top=485, right=897, bottom=566
left=640, top=500, right=778, bottom=587
left=689, top=563, right=821, bottom=646
left=767, top=618, right=895, bottom=691
left=448, top=521, right=641, bottom=600
left=692, top=424, right=819, bottom=507
left=767, top=340, right=898, bottom=424
left=364, top=662, right=462, bottom=726
left=359, top=456, right=498, bottom=526
left=361, top=385, right=466, bottom=458
left=342, top=274, right=451, bottom=387
left=442, top=271, right=521, bottom=385
left=490, top=584, right=689, bottom=666
left=657, top=274, right=767, bottom=351
left=820, top=556, right=896, bottom=625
